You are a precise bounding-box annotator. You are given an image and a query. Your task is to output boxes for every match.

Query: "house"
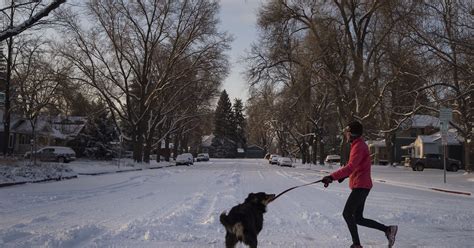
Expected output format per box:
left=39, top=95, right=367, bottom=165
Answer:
left=0, top=113, right=86, bottom=155
left=200, top=134, right=214, bottom=154
left=368, top=115, right=465, bottom=164
left=393, top=114, right=442, bottom=162
left=403, top=130, right=464, bottom=163
left=367, top=140, right=389, bottom=165
left=245, top=144, right=265, bottom=158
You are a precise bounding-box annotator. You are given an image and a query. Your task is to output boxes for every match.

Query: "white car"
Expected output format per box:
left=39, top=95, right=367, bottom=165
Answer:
left=175, top=153, right=194, bottom=166
left=270, top=155, right=279, bottom=164
left=325, top=155, right=341, bottom=165
left=196, top=153, right=210, bottom=162
left=24, top=146, right=76, bottom=163
left=277, top=157, right=293, bottom=167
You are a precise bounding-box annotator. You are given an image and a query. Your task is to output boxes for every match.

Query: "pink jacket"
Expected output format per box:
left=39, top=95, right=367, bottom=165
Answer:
left=330, top=137, right=373, bottom=189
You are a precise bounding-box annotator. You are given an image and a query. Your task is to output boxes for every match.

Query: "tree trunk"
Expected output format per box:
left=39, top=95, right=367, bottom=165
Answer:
left=311, top=137, right=318, bottom=164
left=2, top=36, right=13, bottom=156
left=165, top=134, right=170, bottom=162
left=173, top=133, right=179, bottom=159
left=319, top=140, right=325, bottom=165
left=465, top=140, right=472, bottom=173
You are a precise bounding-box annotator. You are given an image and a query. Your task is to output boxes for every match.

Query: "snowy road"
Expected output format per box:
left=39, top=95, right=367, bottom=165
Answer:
left=1, top=159, right=473, bottom=247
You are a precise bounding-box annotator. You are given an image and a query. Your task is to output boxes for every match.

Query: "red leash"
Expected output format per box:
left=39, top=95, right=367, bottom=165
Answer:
left=269, top=179, right=323, bottom=203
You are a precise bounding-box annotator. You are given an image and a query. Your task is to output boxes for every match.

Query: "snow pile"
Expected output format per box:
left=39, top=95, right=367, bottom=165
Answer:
left=0, top=163, right=77, bottom=185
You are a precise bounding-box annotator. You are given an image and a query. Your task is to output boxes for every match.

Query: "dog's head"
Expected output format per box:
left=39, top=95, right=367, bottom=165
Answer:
left=244, top=192, right=276, bottom=206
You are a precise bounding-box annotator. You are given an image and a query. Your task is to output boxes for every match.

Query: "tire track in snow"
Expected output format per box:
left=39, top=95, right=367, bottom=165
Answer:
left=93, top=167, right=241, bottom=247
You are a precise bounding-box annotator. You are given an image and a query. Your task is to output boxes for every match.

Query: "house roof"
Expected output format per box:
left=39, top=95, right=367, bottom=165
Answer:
left=201, top=134, right=215, bottom=147
left=368, top=139, right=386, bottom=147
left=246, top=144, right=265, bottom=151
left=417, top=130, right=461, bottom=145
left=410, top=115, right=441, bottom=128
left=3, top=115, right=86, bottom=140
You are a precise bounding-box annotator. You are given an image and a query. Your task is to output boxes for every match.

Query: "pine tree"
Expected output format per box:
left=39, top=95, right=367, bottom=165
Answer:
left=69, top=109, right=119, bottom=159
left=214, top=90, right=233, bottom=138
left=212, top=90, right=237, bottom=157
left=232, top=99, right=247, bottom=148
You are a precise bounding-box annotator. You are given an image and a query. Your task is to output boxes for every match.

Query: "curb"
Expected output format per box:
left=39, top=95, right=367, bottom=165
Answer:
left=1, top=164, right=174, bottom=188
left=78, top=165, right=174, bottom=176
left=375, top=179, right=471, bottom=196
left=429, top=187, right=471, bottom=196
left=0, top=175, right=78, bottom=188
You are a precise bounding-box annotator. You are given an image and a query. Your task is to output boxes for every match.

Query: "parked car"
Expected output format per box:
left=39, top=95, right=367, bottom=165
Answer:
left=175, top=153, right=194, bottom=166
left=24, top=146, right=76, bottom=163
left=269, top=154, right=279, bottom=164
left=325, top=155, right=341, bottom=164
left=196, top=153, right=210, bottom=162
left=277, top=157, right=293, bottom=167
left=406, top=154, right=462, bottom=172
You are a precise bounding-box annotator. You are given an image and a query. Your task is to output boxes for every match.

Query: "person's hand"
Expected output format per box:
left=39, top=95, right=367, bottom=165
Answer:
left=322, top=176, right=333, bottom=188
left=338, top=177, right=348, bottom=183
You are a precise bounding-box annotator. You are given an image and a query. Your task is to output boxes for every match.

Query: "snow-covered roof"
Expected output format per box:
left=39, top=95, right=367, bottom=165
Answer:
left=430, top=131, right=462, bottom=145
left=410, top=115, right=441, bottom=128
left=417, top=135, right=437, bottom=143
left=4, top=115, right=86, bottom=140
left=367, top=139, right=386, bottom=147
left=201, top=134, right=215, bottom=147
left=52, top=122, right=85, bottom=137
left=247, top=144, right=264, bottom=150
left=417, top=130, right=461, bottom=145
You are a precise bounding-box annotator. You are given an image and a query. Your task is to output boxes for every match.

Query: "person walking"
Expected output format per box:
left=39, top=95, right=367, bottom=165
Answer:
left=322, top=121, right=398, bottom=248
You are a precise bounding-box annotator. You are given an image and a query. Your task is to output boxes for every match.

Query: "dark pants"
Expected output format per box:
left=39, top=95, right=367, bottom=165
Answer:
left=343, top=188, right=388, bottom=245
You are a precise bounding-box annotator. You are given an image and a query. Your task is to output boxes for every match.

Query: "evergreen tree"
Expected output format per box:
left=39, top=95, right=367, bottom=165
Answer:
left=212, top=90, right=237, bottom=157
left=69, top=109, right=119, bottom=159
left=214, top=90, right=233, bottom=138
left=232, top=99, right=247, bottom=148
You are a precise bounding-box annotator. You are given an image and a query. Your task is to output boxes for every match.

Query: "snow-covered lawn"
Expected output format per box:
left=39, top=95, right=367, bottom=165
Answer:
left=1, top=159, right=473, bottom=247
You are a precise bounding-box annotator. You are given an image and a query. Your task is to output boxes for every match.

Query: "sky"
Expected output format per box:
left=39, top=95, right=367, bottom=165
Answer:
left=219, top=0, right=263, bottom=103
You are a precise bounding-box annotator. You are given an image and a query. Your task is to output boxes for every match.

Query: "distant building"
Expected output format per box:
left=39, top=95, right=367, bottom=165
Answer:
left=245, top=144, right=265, bottom=158
left=367, top=115, right=465, bottom=165
left=0, top=112, right=86, bottom=155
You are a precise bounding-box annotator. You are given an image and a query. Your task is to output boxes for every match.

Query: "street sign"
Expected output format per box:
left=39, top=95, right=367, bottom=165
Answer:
left=441, top=132, right=448, bottom=146
left=439, top=108, right=452, bottom=184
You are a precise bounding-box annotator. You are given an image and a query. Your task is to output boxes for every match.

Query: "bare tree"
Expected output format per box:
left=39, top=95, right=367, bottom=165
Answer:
left=0, top=0, right=66, bottom=42
left=57, top=0, right=230, bottom=162
left=12, top=37, right=66, bottom=164
left=247, top=0, right=430, bottom=163
left=406, top=0, right=473, bottom=171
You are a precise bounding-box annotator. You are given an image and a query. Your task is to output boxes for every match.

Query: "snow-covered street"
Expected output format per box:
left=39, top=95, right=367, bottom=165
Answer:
left=1, top=159, right=473, bottom=247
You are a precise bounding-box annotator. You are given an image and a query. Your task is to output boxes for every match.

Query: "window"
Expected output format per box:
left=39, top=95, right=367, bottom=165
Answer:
left=8, top=133, right=14, bottom=148
left=19, top=134, right=31, bottom=145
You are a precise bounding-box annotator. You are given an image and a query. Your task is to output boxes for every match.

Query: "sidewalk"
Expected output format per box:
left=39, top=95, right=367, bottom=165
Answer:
left=294, top=162, right=473, bottom=196
left=0, top=159, right=175, bottom=188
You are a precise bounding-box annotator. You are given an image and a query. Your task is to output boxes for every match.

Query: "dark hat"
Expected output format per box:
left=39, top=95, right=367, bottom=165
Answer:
left=345, top=121, right=363, bottom=136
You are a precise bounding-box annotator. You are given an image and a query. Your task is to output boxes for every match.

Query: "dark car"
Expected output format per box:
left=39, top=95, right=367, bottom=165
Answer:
left=407, top=154, right=462, bottom=172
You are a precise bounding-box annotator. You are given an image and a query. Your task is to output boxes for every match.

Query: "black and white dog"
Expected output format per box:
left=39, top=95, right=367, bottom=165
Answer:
left=220, top=192, right=275, bottom=248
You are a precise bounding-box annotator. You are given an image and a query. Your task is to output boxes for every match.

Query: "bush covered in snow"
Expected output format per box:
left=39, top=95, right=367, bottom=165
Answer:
left=0, top=161, right=77, bottom=185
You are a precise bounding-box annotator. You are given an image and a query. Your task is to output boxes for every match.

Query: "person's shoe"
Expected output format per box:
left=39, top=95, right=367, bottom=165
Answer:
left=385, top=225, right=398, bottom=247
left=350, top=245, right=363, bottom=248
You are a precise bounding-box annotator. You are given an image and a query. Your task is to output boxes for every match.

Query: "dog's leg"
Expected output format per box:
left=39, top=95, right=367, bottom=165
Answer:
left=244, top=233, right=258, bottom=248
left=225, top=232, right=238, bottom=248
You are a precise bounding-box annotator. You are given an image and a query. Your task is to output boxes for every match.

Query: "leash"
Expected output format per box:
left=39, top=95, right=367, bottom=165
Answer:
left=269, top=179, right=322, bottom=203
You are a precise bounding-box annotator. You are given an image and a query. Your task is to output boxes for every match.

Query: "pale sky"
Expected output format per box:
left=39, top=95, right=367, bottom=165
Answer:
left=218, top=0, right=263, bottom=103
